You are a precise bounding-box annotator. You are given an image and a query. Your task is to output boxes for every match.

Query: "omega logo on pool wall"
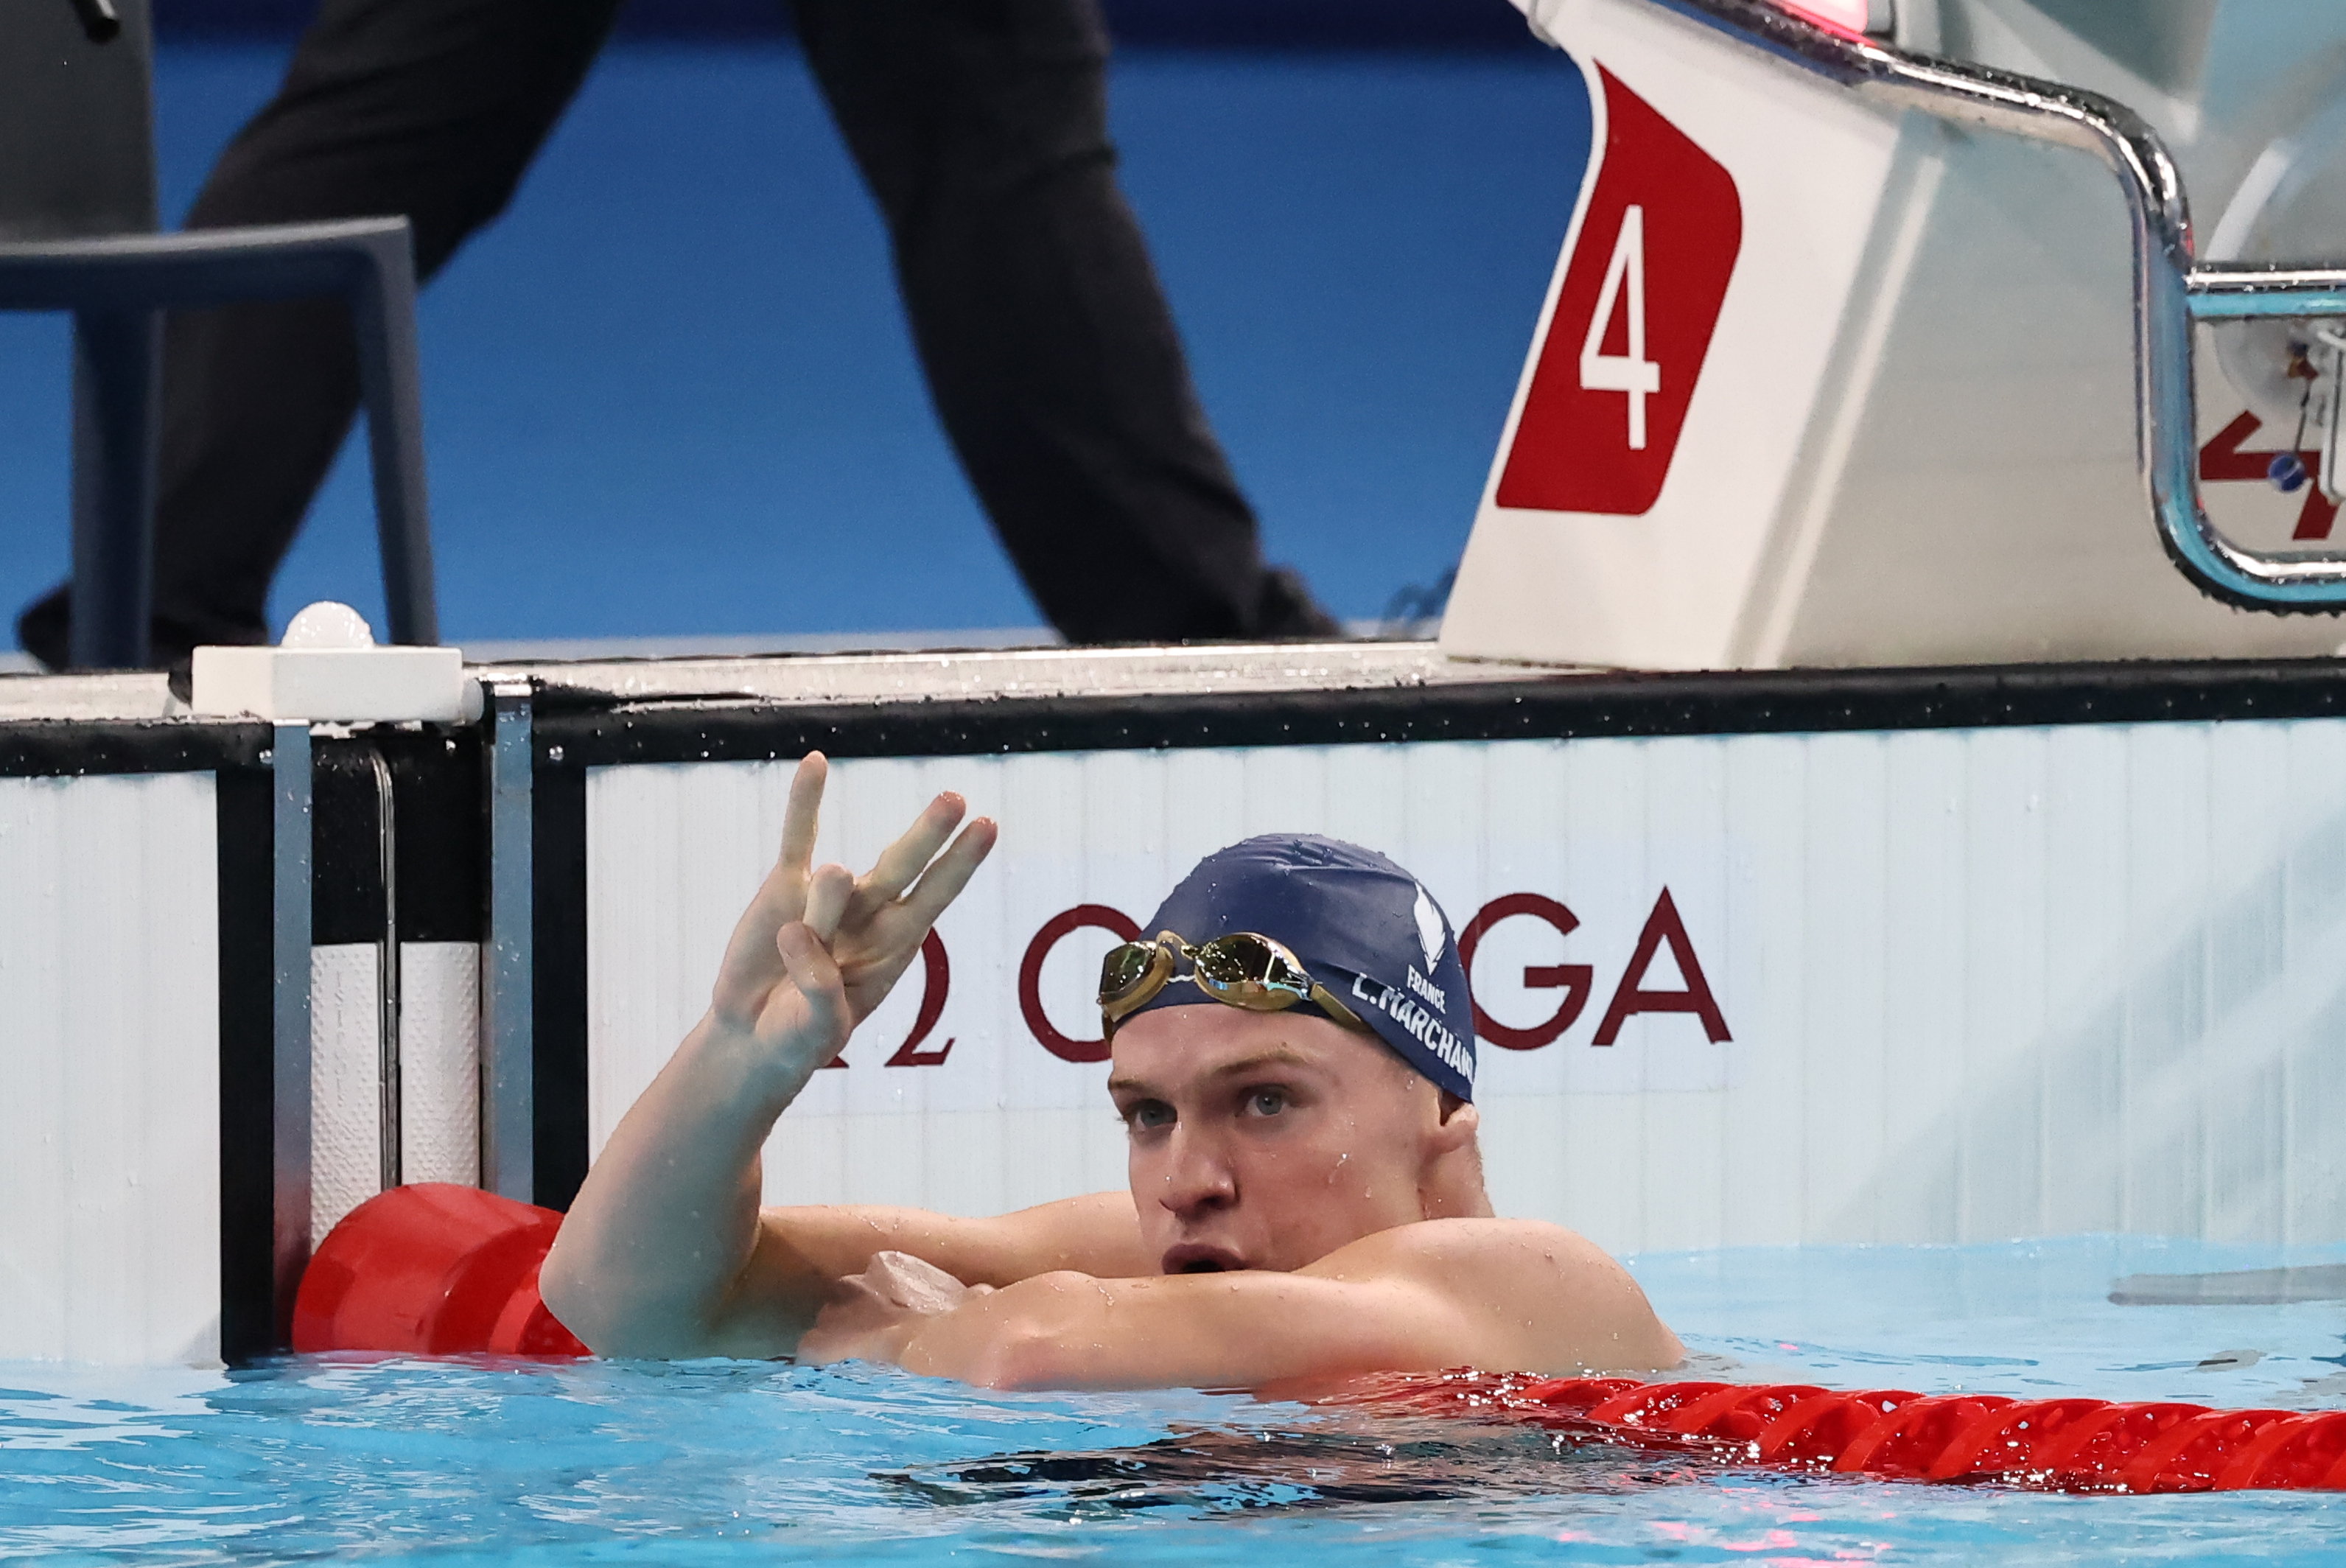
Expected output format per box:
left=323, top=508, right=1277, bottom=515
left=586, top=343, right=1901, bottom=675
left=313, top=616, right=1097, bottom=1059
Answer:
left=822, top=892, right=1733, bottom=1069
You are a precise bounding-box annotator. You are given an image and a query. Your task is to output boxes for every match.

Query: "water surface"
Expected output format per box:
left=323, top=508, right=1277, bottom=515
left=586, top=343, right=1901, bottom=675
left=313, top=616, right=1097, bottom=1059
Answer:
left=7, top=1238, right=2345, bottom=1565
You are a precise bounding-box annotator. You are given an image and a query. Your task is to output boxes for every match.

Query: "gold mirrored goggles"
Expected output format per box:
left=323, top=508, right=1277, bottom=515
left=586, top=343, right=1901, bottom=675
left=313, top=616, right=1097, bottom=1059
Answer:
left=1098, top=930, right=1369, bottom=1038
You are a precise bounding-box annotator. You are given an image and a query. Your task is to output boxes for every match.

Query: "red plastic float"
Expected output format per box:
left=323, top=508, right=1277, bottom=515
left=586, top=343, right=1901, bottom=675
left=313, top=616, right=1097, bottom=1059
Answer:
left=1350, top=1372, right=2346, bottom=1496
left=293, top=1183, right=586, bottom=1358
left=296, top=1189, right=2345, bottom=1497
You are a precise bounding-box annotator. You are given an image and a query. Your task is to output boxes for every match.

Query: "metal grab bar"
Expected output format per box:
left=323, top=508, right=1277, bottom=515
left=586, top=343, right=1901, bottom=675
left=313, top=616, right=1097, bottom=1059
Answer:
left=2186, top=267, right=2346, bottom=322
left=66, top=0, right=122, bottom=43
left=1645, top=0, right=2346, bottom=610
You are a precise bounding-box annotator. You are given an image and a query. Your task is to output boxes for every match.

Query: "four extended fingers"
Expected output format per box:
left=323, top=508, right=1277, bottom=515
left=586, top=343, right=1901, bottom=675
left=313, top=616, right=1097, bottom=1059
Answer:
left=774, top=760, right=996, bottom=950
left=749, top=758, right=990, bottom=1040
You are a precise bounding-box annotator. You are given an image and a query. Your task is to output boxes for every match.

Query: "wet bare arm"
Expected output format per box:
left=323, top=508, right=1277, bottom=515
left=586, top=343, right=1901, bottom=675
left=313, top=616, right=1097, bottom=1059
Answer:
left=802, top=1218, right=1681, bottom=1390
left=739, top=1191, right=1152, bottom=1307
left=540, top=753, right=1006, bottom=1359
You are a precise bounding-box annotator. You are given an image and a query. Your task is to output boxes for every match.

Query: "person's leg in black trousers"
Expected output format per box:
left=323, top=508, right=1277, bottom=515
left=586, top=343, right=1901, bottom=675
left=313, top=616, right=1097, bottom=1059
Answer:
left=15, top=0, right=624, bottom=668
left=18, top=0, right=1338, bottom=665
left=795, top=0, right=1337, bottom=643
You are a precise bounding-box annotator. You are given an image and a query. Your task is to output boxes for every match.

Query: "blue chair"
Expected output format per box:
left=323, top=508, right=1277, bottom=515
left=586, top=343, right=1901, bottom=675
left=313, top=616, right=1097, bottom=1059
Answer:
left=0, top=0, right=438, bottom=669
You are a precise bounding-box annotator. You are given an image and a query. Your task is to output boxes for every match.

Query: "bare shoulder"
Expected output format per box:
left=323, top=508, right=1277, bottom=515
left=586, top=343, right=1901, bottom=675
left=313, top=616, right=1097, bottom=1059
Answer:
left=1305, top=1218, right=1683, bottom=1374
left=1312, top=1217, right=1620, bottom=1272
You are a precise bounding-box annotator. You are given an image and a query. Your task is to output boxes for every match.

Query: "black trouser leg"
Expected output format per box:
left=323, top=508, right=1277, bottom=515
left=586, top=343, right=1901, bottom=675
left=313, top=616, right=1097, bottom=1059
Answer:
left=794, top=0, right=1338, bottom=643
left=16, top=0, right=623, bottom=668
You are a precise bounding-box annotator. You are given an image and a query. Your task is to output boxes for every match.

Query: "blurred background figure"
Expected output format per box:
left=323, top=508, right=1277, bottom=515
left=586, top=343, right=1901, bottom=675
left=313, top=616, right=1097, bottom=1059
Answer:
left=0, top=0, right=1575, bottom=660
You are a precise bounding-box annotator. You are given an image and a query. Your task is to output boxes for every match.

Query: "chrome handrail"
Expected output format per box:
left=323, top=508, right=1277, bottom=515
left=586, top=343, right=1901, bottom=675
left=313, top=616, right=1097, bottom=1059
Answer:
left=1644, top=0, right=2346, bottom=609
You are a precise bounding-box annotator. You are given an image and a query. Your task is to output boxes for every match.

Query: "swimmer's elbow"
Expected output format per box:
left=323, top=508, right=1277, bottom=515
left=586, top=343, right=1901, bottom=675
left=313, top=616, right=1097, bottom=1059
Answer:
left=900, top=1315, right=1065, bottom=1390
left=914, top=1271, right=1098, bottom=1390
left=956, top=1323, right=1068, bottom=1391
left=534, top=1242, right=693, bottom=1360
left=536, top=1264, right=631, bottom=1359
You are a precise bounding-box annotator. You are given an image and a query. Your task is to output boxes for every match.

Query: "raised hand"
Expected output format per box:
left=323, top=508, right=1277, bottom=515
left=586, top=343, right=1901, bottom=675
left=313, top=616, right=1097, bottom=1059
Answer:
left=543, top=754, right=995, bottom=1359
left=707, top=753, right=996, bottom=1077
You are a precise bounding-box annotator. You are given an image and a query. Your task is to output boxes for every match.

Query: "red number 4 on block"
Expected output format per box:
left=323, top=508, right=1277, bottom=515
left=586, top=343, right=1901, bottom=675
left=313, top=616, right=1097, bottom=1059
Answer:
left=1497, top=68, right=1742, bottom=518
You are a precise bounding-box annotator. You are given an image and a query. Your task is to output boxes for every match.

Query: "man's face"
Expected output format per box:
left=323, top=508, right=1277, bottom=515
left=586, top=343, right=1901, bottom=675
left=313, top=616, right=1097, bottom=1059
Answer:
left=1107, top=1004, right=1448, bottom=1275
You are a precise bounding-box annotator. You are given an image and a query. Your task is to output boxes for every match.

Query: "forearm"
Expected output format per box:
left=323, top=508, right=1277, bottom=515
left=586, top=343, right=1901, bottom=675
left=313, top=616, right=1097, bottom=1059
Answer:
left=892, top=1273, right=1107, bottom=1388
left=765, top=1192, right=1151, bottom=1288
left=541, top=1015, right=819, bottom=1357
left=892, top=1271, right=1440, bottom=1392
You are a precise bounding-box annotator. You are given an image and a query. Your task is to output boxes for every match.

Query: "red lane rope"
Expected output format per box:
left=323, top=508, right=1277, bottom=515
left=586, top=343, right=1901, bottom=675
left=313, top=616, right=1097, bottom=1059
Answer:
left=1346, top=1371, right=2346, bottom=1495
left=304, top=1186, right=2345, bottom=1497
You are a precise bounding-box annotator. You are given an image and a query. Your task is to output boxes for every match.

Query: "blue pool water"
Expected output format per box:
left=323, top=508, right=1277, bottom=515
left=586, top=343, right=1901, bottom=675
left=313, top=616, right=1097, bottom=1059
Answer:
left=7, top=1238, right=2346, bottom=1566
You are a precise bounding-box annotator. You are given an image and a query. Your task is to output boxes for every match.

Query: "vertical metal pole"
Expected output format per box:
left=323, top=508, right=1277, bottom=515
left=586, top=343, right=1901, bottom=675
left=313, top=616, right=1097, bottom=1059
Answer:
left=270, top=723, right=313, bottom=1343
left=482, top=682, right=535, bottom=1202
left=350, top=230, right=440, bottom=648
left=66, top=308, right=161, bottom=670
left=368, top=747, right=402, bottom=1193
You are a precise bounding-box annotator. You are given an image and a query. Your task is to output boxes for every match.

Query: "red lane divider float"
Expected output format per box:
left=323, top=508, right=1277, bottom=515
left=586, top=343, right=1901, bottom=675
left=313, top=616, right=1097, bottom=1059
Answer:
left=301, top=1188, right=2346, bottom=1497
left=1349, top=1371, right=2346, bottom=1495
left=293, top=1183, right=586, bottom=1358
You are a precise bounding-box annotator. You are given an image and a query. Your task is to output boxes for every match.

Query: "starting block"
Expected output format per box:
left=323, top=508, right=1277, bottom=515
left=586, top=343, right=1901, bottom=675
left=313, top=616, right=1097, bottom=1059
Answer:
left=1444, top=0, right=2346, bottom=669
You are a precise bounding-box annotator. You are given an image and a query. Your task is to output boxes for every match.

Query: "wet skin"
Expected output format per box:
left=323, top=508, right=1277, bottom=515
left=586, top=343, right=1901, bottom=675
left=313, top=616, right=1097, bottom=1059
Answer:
left=545, top=752, right=1683, bottom=1387
left=1109, top=1006, right=1490, bottom=1278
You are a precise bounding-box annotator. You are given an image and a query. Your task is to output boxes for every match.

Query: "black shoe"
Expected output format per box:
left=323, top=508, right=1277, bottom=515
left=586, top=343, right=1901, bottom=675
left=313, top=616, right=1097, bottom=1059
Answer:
left=15, top=583, right=250, bottom=673
left=1250, top=567, right=1345, bottom=640
left=15, top=586, right=69, bottom=672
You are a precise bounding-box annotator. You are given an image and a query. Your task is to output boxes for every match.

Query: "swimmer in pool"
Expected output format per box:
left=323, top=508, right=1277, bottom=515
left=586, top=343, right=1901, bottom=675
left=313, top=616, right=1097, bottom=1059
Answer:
left=542, top=755, right=1681, bottom=1388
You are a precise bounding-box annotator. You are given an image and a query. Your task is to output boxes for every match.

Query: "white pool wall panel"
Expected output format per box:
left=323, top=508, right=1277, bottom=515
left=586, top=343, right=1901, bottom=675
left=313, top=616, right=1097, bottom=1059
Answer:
left=397, top=944, right=482, bottom=1193
left=585, top=723, right=2346, bottom=1256
left=0, top=773, right=220, bottom=1365
left=310, top=942, right=482, bottom=1245
left=310, top=944, right=380, bottom=1246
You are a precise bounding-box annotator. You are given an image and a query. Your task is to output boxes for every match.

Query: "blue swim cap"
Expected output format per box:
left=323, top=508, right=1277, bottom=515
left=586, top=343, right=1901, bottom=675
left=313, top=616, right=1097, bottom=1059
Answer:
left=1129, top=834, right=1477, bottom=1101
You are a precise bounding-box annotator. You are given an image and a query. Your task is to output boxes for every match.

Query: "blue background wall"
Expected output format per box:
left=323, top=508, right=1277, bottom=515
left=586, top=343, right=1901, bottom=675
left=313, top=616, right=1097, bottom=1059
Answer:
left=0, top=9, right=1591, bottom=648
